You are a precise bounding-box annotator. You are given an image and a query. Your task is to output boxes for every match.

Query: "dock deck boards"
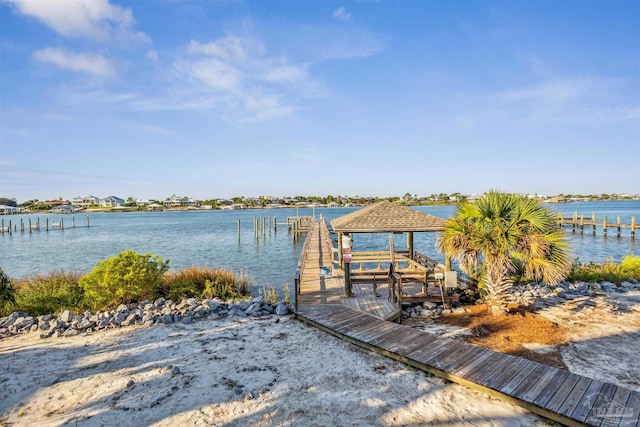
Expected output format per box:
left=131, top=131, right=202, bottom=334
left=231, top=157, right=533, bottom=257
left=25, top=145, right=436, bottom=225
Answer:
left=295, top=220, right=639, bottom=427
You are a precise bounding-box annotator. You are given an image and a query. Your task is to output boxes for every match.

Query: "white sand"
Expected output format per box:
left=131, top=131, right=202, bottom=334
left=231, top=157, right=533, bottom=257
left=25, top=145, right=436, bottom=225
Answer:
left=535, top=290, right=640, bottom=390
left=0, top=316, right=545, bottom=427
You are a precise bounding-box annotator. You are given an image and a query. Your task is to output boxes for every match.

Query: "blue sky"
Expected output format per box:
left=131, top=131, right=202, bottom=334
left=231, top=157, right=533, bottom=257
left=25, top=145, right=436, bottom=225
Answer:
left=1, top=0, right=638, bottom=202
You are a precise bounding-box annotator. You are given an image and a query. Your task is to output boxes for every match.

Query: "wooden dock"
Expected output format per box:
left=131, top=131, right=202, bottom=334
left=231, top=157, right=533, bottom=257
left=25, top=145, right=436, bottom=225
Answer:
left=558, top=212, right=638, bottom=239
left=0, top=215, right=90, bottom=235
left=295, top=219, right=640, bottom=427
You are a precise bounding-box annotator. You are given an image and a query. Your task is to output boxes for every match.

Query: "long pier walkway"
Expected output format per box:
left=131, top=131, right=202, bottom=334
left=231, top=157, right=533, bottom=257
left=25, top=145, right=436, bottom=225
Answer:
left=295, top=220, right=640, bottom=427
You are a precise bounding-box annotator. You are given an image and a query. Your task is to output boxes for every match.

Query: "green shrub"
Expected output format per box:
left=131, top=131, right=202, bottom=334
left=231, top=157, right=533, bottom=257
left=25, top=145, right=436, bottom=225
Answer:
left=13, top=271, right=84, bottom=316
left=0, top=267, right=17, bottom=316
left=79, top=250, right=169, bottom=310
left=620, top=255, right=640, bottom=280
left=567, top=256, right=640, bottom=284
left=162, top=266, right=252, bottom=301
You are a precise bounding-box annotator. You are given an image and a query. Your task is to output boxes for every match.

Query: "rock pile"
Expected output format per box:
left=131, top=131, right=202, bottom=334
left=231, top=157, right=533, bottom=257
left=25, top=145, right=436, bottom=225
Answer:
left=506, top=280, right=640, bottom=308
left=0, top=297, right=294, bottom=339
left=399, top=279, right=640, bottom=318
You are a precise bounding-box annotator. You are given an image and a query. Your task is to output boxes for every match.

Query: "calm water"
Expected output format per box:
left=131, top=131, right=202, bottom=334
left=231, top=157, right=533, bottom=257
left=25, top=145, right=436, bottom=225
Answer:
left=0, top=201, right=637, bottom=289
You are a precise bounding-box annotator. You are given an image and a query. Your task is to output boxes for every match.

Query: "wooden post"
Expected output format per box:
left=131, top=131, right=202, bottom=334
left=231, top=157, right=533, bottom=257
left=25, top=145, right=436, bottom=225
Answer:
left=87, top=215, right=90, bottom=227
left=617, top=216, right=621, bottom=237
left=572, top=212, right=577, bottom=232
left=37, top=217, right=40, bottom=230
left=592, top=213, right=596, bottom=235
left=274, top=217, right=277, bottom=231
left=9, top=220, right=12, bottom=236
left=632, top=217, right=636, bottom=239
left=21, top=218, right=24, bottom=232
left=603, top=215, right=608, bottom=236
left=72, top=216, right=75, bottom=228
left=28, top=218, right=32, bottom=233
left=237, top=219, right=241, bottom=239
left=337, top=231, right=343, bottom=266
left=407, top=232, right=414, bottom=259
left=1, top=219, right=3, bottom=234
left=344, top=261, right=352, bottom=297
left=46, top=217, right=49, bottom=231
left=61, top=217, right=64, bottom=230
left=580, top=215, right=584, bottom=234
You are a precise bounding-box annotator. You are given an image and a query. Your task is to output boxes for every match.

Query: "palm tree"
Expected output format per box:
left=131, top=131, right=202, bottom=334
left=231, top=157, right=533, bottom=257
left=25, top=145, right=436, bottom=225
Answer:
left=437, top=191, right=570, bottom=313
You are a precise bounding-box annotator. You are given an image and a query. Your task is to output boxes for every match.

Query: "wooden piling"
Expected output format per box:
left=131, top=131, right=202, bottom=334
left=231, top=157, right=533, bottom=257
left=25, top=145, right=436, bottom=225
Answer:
left=46, top=217, right=49, bottom=231
left=72, top=216, right=75, bottom=228
left=592, top=212, right=596, bottom=235
left=9, top=220, right=12, bottom=235
left=617, top=216, right=621, bottom=237
left=1, top=219, right=3, bottom=234
left=572, top=212, right=577, bottom=232
left=61, top=217, right=64, bottom=230
left=28, top=218, right=32, bottom=233
left=274, top=216, right=277, bottom=231
left=238, top=219, right=241, bottom=239
left=21, top=218, right=24, bottom=232
left=632, top=217, right=636, bottom=239
left=87, top=215, right=90, bottom=227
left=603, top=216, right=608, bottom=236
left=579, top=215, right=584, bottom=234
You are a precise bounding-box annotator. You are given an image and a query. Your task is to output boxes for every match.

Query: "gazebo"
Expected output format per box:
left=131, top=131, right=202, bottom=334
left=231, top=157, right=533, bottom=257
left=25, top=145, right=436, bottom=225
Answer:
left=330, top=201, right=457, bottom=303
left=331, top=200, right=447, bottom=262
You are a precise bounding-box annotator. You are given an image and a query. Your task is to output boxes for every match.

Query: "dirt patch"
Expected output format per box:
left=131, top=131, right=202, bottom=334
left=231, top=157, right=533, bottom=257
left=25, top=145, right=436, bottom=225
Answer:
left=434, top=303, right=568, bottom=369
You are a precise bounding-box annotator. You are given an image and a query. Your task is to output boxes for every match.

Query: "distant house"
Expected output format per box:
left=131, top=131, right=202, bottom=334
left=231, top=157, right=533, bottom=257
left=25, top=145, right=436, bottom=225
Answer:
left=0, top=205, right=18, bottom=215
left=99, top=196, right=125, bottom=207
left=72, top=195, right=100, bottom=208
left=163, top=195, right=200, bottom=207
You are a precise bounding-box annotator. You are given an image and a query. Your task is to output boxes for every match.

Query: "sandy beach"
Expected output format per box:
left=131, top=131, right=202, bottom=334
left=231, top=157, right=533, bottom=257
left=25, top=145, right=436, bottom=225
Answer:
left=1, top=288, right=639, bottom=426
left=1, top=315, right=544, bottom=427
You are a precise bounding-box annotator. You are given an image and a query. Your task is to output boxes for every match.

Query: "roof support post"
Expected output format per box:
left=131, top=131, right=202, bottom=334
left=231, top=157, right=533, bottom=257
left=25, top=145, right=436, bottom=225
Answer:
left=407, top=232, right=414, bottom=259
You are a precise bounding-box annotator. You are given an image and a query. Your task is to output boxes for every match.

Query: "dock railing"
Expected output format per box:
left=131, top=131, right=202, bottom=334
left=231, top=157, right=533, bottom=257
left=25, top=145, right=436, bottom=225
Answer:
left=294, top=217, right=320, bottom=312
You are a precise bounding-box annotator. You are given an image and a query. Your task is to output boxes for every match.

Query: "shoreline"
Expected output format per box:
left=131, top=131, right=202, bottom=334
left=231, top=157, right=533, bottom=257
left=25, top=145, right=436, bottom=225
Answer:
left=1, top=284, right=638, bottom=425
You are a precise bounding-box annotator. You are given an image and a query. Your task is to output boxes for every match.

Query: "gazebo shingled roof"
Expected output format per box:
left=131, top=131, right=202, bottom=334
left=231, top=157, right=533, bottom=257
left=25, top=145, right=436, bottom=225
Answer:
left=330, top=201, right=447, bottom=233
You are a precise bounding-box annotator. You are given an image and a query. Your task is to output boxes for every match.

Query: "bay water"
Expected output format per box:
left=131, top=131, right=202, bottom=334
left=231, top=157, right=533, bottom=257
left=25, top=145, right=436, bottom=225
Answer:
left=0, top=201, right=637, bottom=290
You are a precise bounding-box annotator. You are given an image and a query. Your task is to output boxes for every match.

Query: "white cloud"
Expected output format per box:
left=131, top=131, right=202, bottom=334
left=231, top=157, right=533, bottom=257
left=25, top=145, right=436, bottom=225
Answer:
left=497, top=77, right=597, bottom=104
left=333, top=7, right=351, bottom=22
left=162, top=35, right=313, bottom=121
left=188, top=37, right=246, bottom=61
left=32, top=47, right=115, bottom=77
left=2, top=0, right=149, bottom=44
left=146, top=50, right=159, bottom=62
left=262, top=64, right=307, bottom=82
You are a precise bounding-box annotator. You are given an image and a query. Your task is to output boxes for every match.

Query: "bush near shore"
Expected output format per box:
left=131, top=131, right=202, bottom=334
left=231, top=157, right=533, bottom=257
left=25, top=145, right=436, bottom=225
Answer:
left=1, top=254, right=639, bottom=317
left=0, top=250, right=255, bottom=317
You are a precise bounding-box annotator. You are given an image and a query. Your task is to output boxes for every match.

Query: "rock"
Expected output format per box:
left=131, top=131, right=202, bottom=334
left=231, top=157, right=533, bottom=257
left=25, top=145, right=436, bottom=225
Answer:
left=116, top=304, right=129, bottom=312
left=554, top=287, right=566, bottom=298
left=422, top=301, right=437, bottom=309
left=154, top=297, right=166, bottom=307
left=208, top=313, right=220, bottom=320
left=63, top=328, right=80, bottom=337
left=111, top=311, right=129, bottom=325
left=181, top=316, right=192, bottom=324
left=206, top=300, right=224, bottom=311
left=121, top=313, right=139, bottom=327
left=275, top=303, right=289, bottom=316
left=30, top=324, right=39, bottom=332
left=78, top=318, right=93, bottom=330
left=59, top=310, right=73, bottom=323
left=39, top=321, right=50, bottom=330
left=246, top=303, right=262, bottom=316
left=161, top=314, right=173, bottom=324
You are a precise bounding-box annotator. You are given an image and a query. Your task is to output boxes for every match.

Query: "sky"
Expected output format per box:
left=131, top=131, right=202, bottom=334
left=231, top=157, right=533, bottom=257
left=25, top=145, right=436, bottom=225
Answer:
left=0, top=0, right=639, bottom=202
